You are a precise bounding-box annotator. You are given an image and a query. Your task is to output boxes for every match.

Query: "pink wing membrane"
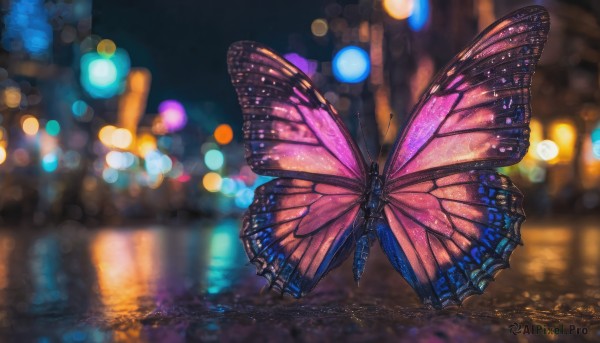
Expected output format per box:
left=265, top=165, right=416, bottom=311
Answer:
left=242, top=178, right=362, bottom=297
left=384, top=6, right=549, bottom=187
left=382, top=170, right=524, bottom=308
left=228, top=41, right=367, bottom=191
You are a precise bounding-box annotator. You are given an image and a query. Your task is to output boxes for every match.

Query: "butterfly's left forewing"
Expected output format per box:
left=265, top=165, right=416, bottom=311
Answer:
left=228, top=41, right=368, bottom=296
left=228, top=41, right=367, bottom=191
left=379, top=6, right=549, bottom=308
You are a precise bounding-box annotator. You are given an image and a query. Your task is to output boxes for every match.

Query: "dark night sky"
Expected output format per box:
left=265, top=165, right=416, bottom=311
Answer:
left=92, top=0, right=331, bottom=130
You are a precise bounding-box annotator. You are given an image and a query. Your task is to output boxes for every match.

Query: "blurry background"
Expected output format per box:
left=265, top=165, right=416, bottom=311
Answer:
left=0, top=0, right=598, bottom=226
left=1, top=1, right=600, bottom=341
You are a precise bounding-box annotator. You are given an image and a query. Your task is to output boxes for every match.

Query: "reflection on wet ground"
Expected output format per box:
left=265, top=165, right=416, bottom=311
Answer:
left=0, top=219, right=598, bottom=342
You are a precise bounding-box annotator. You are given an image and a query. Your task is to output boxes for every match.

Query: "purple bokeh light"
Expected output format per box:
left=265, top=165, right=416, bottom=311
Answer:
left=283, top=53, right=317, bottom=78
left=158, top=100, right=187, bottom=132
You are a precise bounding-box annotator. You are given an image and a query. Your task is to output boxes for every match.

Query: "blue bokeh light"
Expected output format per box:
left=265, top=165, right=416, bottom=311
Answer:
left=2, top=0, right=52, bottom=57
left=332, top=46, right=370, bottom=83
left=408, top=0, right=430, bottom=32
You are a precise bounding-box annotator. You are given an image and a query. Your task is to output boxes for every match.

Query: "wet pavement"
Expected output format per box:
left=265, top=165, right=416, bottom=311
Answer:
left=0, top=218, right=598, bottom=342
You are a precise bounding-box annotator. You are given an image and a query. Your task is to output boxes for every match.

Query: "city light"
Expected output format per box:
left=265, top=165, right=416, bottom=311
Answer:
left=71, top=100, right=89, bottom=118
left=592, top=126, right=600, bottom=159
left=41, top=153, right=59, bottom=173
left=0, top=146, right=6, bottom=165
left=80, top=49, right=130, bottom=98
left=205, top=149, right=225, bottom=170
left=549, top=120, right=576, bottom=163
left=2, top=0, right=52, bottom=57
left=214, top=124, right=234, bottom=145
left=408, top=0, right=430, bottom=31
left=332, top=46, right=370, bottom=83
left=45, top=120, right=61, bottom=137
left=136, top=133, right=157, bottom=157
left=3, top=87, right=21, bottom=108
left=311, top=19, right=328, bottom=37
left=284, top=53, right=317, bottom=77
left=99, top=125, right=117, bottom=147
left=106, top=151, right=135, bottom=170
left=158, top=100, right=187, bottom=132
left=203, top=172, right=222, bottom=192
left=22, top=116, right=40, bottom=136
left=383, top=0, right=415, bottom=20
left=111, top=128, right=133, bottom=149
left=97, top=39, right=117, bottom=57
left=89, top=59, right=117, bottom=87
left=537, top=140, right=559, bottom=161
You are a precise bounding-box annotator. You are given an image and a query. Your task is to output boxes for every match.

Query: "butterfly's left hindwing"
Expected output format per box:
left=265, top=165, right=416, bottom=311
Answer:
left=242, top=178, right=361, bottom=296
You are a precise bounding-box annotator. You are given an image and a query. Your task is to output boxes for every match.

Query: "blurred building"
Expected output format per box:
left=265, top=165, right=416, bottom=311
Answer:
left=0, top=0, right=598, bottom=226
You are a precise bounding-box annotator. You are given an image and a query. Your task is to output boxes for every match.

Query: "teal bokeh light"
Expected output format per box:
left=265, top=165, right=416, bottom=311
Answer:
left=80, top=49, right=130, bottom=98
left=45, top=120, right=60, bottom=136
left=205, top=149, right=224, bottom=170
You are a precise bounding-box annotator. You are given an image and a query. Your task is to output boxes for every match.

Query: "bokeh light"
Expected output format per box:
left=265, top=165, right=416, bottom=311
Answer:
left=102, top=168, right=119, bottom=184
left=408, top=0, right=429, bottom=31
left=332, top=46, right=370, bottom=83
left=145, top=150, right=172, bottom=175
left=311, top=18, right=329, bottom=37
left=0, top=146, right=6, bottom=165
left=4, top=87, right=21, bottom=108
left=99, top=125, right=116, bottom=147
left=137, top=133, right=157, bottom=157
left=220, top=178, right=237, bottom=197
left=549, top=120, right=576, bottom=163
left=158, top=100, right=187, bottom=132
left=80, top=49, right=130, bottom=98
left=41, top=153, right=58, bottom=173
left=383, top=0, right=415, bottom=20
left=97, top=39, right=117, bottom=57
left=106, top=151, right=135, bottom=170
left=214, top=124, right=234, bottom=145
left=45, top=120, right=60, bottom=136
left=71, top=100, right=88, bottom=117
left=111, top=128, right=133, bottom=149
left=203, top=172, right=222, bottom=192
left=235, top=188, right=254, bottom=208
left=22, top=116, right=40, bottom=136
left=89, top=59, right=117, bottom=87
left=205, top=149, right=224, bottom=170
left=592, top=126, right=600, bottom=159
left=537, top=140, right=559, bottom=161
left=284, top=53, right=317, bottom=77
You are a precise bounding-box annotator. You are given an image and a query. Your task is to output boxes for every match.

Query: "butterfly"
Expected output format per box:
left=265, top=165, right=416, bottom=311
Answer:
left=227, top=6, right=549, bottom=309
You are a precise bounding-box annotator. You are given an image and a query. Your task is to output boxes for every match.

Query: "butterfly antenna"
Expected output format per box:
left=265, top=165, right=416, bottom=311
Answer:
left=377, top=113, right=394, bottom=162
left=356, top=112, right=374, bottom=163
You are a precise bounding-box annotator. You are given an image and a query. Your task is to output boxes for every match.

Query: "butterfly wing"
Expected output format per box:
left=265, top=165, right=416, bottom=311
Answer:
left=242, top=178, right=362, bottom=296
left=228, top=42, right=368, bottom=296
left=379, top=170, right=524, bottom=308
left=383, top=6, right=549, bottom=187
left=379, top=6, right=549, bottom=308
left=228, top=41, right=367, bottom=191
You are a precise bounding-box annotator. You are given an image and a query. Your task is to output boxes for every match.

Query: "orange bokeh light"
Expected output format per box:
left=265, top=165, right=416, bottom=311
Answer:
left=214, top=124, right=234, bottom=145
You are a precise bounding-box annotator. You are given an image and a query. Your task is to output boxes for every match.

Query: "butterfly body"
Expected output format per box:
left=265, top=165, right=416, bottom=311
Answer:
left=353, top=162, right=386, bottom=283
left=228, top=6, right=549, bottom=309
